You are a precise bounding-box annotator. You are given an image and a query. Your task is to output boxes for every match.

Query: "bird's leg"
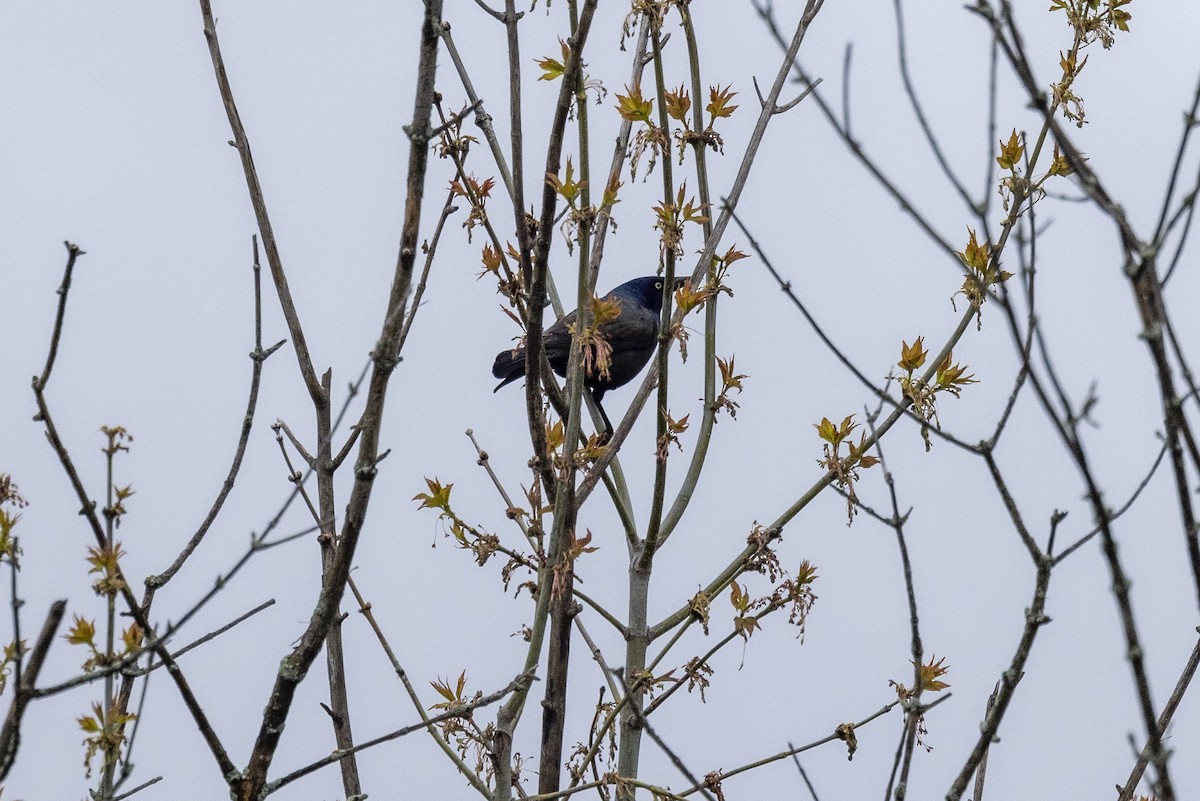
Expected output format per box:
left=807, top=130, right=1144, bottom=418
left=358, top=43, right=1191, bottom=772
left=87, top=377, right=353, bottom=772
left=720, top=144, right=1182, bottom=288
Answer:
left=593, top=392, right=615, bottom=445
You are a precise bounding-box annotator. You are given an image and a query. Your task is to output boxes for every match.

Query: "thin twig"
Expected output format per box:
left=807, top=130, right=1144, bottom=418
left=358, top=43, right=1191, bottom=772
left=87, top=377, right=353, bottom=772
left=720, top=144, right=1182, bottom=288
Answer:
left=864, top=415, right=924, bottom=800
left=7, top=540, right=21, bottom=709
left=970, top=680, right=1001, bottom=801
left=1117, top=628, right=1200, bottom=801
left=788, top=745, right=821, bottom=801
left=147, top=235, right=283, bottom=589
left=891, top=0, right=976, bottom=210
left=34, top=599, right=274, bottom=697
left=841, top=42, right=852, bottom=137
left=199, top=2, right=324, bottom=405
left=529, top=4, right=602, bottom=795
left=747, top=0, right=959, bottom=262
left=1152, top=70, right=1200, bottom=246
left=1052, top=439, right=1170, bottom=564
left=578, top=0, right=829, bottom=508
left=439, top=24, right=516, bottom=200
left=396, top=190, right=458, bottom=354
left=109, top=775, right=163, bottom=801
left=345, top=576, right=492, bottom=798
left=266, top=671, right=535, bottom=796
left=466, top=429, right=534, bottom=546
left=472, top=0, right=507, bottom=22
left=33, top=240, right=238, bottom=780
left=574, top=617, right=623, bottom=704
left=33, top=241, right=86, bottom=393
left=134, top=600, right=276, bottom=676
left=677, top=700, right=903, bottom=796
left=0, top=600, right=67, bottom=780
left=946, top=551, right=1050, bottom=799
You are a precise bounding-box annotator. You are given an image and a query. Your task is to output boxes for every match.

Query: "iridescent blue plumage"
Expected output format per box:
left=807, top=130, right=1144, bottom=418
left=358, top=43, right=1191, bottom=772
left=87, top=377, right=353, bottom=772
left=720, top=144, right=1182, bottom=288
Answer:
left=492, top=276, right=683, bottom=435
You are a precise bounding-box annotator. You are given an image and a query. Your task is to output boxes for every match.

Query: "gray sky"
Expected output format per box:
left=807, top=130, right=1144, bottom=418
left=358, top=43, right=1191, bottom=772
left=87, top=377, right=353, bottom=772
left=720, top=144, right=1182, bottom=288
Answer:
left=4, top=2, right=1200, bottom=799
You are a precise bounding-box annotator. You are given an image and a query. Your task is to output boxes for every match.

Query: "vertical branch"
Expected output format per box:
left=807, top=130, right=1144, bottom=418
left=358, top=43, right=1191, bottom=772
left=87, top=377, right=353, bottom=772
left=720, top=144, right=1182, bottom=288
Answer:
left=983, top=7, right=1189, bottom=795
left=319, top=417, right=362, bottom=797
left=33, top=244, right=239, bottom=786
left=33, top=242, right=86, bottom=394
left=6, top=539, right=20, bottom=703
left=0, top=600, right=67, bottom=781
left=494, top=4, right=598, bottom=799
left=537, top=1, right=597, bottom=795
left=223, top=0, right=445, bottom=795
left=199, top=0, right=326, bottom=408
left=659, top=4, right=718, bottom=540
left=99, top=433, right=120, bottom=799
left=1117, top=630, right=1200, bottom=801
left=581, top=17, right=653, bottom=546
left=641, top=20, right=678, bottom=564
left=199, top=2, right=364, bottom=794
left=500, top=0, right=556, bottom=494
left=575, top=0, right=828, bottom=510
left=614, top=12, right=695, bottom=791
left=863, top=417, right=924, bottom=800
left=616, top=18, right=677, bottom=798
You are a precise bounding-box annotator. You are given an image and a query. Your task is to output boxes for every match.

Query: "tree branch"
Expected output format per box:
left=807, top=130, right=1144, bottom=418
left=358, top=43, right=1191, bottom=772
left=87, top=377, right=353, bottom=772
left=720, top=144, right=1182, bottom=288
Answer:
left=0, top=600, right=66, bottom=780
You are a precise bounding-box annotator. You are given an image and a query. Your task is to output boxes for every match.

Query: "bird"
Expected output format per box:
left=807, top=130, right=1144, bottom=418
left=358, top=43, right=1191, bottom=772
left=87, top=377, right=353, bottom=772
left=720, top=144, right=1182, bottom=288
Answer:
left=493, top=275, right=686, bottom=438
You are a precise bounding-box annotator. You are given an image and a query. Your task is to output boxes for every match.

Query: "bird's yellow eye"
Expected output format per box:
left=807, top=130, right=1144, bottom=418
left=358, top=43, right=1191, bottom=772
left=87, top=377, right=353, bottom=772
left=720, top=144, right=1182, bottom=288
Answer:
left=655, top=281, right=663, bottom=289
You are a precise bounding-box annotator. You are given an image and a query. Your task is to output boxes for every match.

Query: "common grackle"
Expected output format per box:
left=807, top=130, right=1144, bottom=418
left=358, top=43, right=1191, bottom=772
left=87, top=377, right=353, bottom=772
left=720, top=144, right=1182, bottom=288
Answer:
left=492, top=275, right=685, bottom=437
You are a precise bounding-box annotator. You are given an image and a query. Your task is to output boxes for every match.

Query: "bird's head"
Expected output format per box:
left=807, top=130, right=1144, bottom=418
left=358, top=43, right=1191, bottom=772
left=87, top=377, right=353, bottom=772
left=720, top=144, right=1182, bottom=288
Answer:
left=613, top=275, right=691, bottom=314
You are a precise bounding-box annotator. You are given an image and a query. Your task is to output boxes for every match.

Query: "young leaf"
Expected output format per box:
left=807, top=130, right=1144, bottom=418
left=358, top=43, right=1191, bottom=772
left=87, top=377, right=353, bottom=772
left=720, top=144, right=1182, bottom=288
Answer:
left=995, top=129, right=1024, bottom=170
left=615, top=84, right=653, bottom=123
left=706, top=85, right=739, bottom=121
left=898, top=337, right=928, bottom=373
left=413, top=478, right=453, bottom=512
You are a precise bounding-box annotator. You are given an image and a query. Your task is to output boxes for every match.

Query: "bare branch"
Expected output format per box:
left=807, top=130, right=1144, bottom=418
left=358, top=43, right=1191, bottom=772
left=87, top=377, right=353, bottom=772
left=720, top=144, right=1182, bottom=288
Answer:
left=345, top=575, right=493, bottom=798
left=1053, top=439, right=1170, bottom=564
left=33, top=241, right=85, bottom=393
left=678, top=699, right=904, bottom=796
left=148, top=236, right=280, bottom=589
left=965, top=681, right=1000, bottom=801
left=32, top=599, right=276, bottom=697
left=226, top=0, right=446, bottom=794
left=946, top=555, right=1050, bottom=799
left=33, top=239, right=238, bottom=780
left=0, top=600, right=66, bottom=780
left=891, top=0, right=978, bottom=210
left=788, top=745, right=821, bottom=801
left=265, top=671, right=535, bottom=796
left=199, top=0, right=325, bottom=406
left=1117, top=629, right=1200, bottom=801
left=578, top=0, right=830, bottom=508
left=110, top=775, right=163, bottom=801
left=472, top=0, right=508, bottom=23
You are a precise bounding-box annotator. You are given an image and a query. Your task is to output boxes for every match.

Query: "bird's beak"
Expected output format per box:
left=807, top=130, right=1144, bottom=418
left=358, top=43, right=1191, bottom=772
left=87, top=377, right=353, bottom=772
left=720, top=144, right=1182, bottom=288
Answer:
left=673, top=277, right=688, bottom=290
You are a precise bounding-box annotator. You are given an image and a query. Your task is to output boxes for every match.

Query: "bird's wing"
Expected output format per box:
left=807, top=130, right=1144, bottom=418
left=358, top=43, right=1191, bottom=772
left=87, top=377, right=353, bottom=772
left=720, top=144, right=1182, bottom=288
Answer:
left=597, top=304, right=658, bottom=352
left=543, top=311, right=575, bottom=361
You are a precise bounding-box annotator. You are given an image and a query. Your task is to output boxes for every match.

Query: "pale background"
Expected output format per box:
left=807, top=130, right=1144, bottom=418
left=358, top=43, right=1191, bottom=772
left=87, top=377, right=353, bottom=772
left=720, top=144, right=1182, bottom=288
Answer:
left=3, top=2, right=1199, bottom=799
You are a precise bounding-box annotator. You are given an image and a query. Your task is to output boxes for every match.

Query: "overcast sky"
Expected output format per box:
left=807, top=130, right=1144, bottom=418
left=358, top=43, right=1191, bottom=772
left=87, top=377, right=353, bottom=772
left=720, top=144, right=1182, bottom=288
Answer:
left=4, top=2, right=1200, bottom=799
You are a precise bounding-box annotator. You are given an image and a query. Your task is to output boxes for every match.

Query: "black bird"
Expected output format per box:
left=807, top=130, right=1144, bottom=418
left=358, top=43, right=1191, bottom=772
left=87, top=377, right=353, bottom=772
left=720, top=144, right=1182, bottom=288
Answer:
left=493, top=275, right=684, bottom=437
